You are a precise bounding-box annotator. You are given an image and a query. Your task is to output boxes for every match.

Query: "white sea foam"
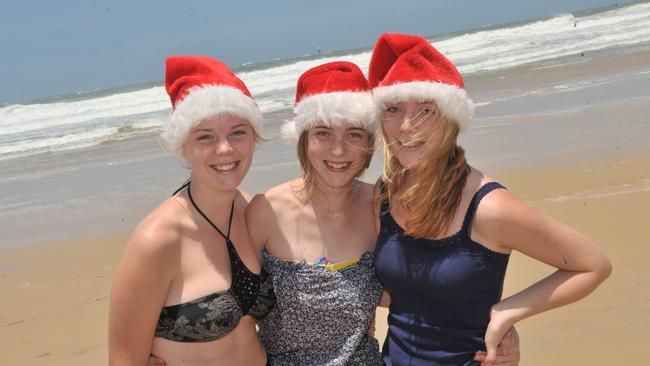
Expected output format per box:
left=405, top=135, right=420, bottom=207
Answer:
left=1, top=2, right=649, bottom=160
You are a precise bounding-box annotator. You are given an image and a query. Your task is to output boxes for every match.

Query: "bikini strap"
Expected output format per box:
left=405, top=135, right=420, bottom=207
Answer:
left=185, top=181, right=235, bottom=243
left=460, top=182, right=506, bottom=236
left=172, top=180, right=190, bottom=196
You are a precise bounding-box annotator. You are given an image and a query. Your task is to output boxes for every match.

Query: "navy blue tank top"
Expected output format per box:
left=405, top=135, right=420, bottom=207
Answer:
left=375, top=182, right=510, bottom=366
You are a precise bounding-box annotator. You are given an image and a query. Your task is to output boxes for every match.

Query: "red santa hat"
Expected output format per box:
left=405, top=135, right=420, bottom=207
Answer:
left=161, top=56, right=262, bottom=154
left=368, top=33, right=473, bottom=132
left=281, top=61, right=376, bottom=142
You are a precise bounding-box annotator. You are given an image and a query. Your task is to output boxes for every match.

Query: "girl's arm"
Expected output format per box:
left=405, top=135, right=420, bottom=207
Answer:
left=474, top=188, right=611, bottom=364
left=245, top=193, right=274, bottom=255
left=108, top=218, right=179, bottom=366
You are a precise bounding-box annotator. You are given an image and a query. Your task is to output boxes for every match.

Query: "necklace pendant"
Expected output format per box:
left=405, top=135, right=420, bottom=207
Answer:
left=333, top=211, right=342, bottom=219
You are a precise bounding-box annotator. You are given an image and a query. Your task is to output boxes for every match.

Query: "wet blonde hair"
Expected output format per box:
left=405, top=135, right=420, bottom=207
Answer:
left=379, top=103, right=470, bottom=238
left=295, top=128, right=376, bottom=201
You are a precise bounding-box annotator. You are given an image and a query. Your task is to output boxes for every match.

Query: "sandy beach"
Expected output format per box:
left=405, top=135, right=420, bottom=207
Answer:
left=2, top=47, right=649, bottom=365
left=2, top=150, right=649, bottom=365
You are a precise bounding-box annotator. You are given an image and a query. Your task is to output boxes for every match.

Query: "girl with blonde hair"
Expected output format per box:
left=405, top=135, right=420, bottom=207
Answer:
left=109, top=56, right=275, bottom=366
left=369, top=33, right=611, bottom=366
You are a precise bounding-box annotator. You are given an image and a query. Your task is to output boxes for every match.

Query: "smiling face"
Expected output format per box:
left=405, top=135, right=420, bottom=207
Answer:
left=182, top=114, right=255, bottom=192
left=301, top=123, right=373, bottom=190
left=382, top=100, right=444, bottom=168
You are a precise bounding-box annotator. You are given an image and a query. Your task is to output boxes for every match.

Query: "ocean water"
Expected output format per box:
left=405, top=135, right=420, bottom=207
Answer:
left=1, top=2, right=649, bottom=163
left=2, top=2, right=650, bottom=246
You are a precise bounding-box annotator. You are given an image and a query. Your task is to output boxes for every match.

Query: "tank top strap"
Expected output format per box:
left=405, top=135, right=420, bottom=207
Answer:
left=460, top=182, right=506, bottom=236
left=378, top=179, right=391, bottom=216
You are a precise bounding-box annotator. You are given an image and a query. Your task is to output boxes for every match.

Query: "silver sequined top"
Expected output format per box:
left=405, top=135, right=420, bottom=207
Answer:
left=258, top=250, right=384, bottom=366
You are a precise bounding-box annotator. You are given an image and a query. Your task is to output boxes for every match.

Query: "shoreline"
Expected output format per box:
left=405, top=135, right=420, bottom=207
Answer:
left=2, top=48, right=649, bottom=247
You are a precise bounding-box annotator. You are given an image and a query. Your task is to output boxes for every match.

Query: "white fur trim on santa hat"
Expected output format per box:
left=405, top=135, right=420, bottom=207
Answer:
left=281, top=91, right=377, bottom=143
left=161, top=85, right=263, bottom=155
left=372, top=81, right=474, bottom=132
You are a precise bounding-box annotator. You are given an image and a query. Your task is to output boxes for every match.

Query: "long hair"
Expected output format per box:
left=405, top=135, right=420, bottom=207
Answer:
left=380, top=108, right=470, bottom=238
left=294, top=128, right=376, bottom=201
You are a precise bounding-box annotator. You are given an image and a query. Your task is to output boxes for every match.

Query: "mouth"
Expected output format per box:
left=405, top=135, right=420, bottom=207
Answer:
left=324, top=160, right=352, bottom=172
left=397, top=139, right=424, bottom=150
left=210, top=161, right=240, bottom=173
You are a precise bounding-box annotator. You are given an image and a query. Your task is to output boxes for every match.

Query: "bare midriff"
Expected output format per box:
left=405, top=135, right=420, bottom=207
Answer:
left=151, top=316, right=266, bottom=366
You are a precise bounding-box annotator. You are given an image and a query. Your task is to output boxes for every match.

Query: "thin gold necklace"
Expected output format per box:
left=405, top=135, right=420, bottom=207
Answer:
left=314, top=181, right=359, bottom=219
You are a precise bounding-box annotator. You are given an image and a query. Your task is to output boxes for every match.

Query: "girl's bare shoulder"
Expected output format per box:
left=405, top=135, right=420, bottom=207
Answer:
left=121, top=197, right=188, bottom=269
left=247, top=179, right=300, bottom=221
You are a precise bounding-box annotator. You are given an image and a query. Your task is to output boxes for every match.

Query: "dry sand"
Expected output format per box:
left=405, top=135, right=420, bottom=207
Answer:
left=0, top=233, right=126, bottom=366
left=1, top=149, right=648, bottom=365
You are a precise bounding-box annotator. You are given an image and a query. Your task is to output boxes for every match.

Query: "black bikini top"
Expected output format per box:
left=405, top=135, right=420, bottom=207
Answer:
left=155, top=182, right=276, bottom=343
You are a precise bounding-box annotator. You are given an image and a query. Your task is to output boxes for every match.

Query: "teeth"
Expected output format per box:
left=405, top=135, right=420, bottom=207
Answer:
left=326, top=161, right=350, bottom=169
left=400, top=140, right=422, bottom=148
left=213, top=162, right=236, bottom=171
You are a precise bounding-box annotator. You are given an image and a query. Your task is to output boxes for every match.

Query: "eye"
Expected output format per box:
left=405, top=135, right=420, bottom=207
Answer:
left=420, top=104, right=436, bottom=116
left=346, top=131, right=365, bottom=141
left=229, top=129, right=247, bottom=138
left=385, top=105, right=400, bottom=113
left=314, top=129, right=331, bottom=138
left=196, top=134, right=214, bottom=142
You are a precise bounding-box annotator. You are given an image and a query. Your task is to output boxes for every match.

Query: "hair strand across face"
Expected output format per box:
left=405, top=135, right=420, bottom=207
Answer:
left=379, top=110, right=470, bottom=239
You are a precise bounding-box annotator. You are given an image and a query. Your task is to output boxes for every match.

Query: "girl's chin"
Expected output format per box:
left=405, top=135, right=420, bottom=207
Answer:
left=396, top=154, right=423, bottom=168
left=203, top=175, right=245, bottom=191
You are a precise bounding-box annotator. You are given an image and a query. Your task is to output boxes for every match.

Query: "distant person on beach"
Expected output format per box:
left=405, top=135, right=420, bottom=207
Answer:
left=369, top=33, right=612, bottom=365
left=108, top=56, right=275, bottom=365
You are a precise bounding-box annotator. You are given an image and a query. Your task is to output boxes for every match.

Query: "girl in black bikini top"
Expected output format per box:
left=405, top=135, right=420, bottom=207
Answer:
left=155, top=182, right=276, bottom=342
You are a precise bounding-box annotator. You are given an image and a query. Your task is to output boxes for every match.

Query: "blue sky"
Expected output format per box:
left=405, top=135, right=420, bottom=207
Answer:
left=0, top=0, right=631, bottom=104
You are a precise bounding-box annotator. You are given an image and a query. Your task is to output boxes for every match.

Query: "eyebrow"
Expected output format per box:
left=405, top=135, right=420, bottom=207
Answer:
left=312, top=126, right=366, bottom=132
left=191, top=124, right=250, bottom=133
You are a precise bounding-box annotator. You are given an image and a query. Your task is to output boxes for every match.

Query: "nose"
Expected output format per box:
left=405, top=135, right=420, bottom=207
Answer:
left=400, top=112, right=419, bottom=132
left=330, top=137, right=346, bottom=156
left=215, top=138, right=234, bottom=155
